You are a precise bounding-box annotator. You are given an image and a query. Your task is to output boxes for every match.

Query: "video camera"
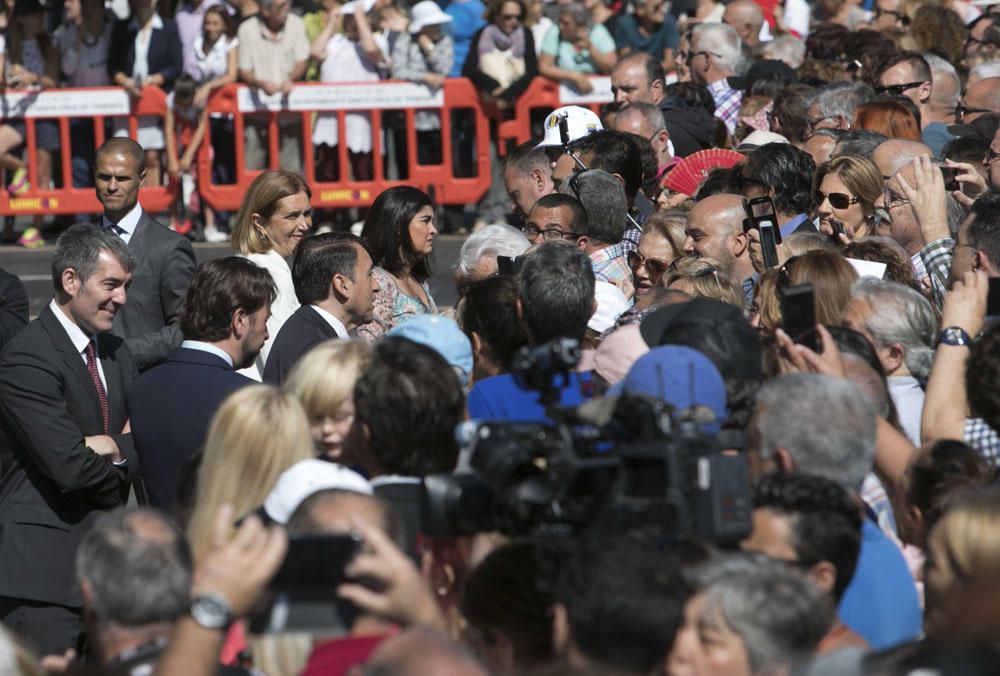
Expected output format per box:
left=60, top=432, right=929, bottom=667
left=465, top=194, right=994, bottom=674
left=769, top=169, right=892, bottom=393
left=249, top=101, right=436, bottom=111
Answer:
left=377, top=339, right=753, bottom=548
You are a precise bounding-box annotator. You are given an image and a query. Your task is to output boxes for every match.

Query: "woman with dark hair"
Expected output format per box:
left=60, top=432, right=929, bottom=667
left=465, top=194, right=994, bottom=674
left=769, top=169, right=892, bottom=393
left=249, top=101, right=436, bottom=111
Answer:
left=458, top=275, right=528, bottom=383
left=358, top=185, right=439, bottom=339
left=231, top=169, right=313, bottom=379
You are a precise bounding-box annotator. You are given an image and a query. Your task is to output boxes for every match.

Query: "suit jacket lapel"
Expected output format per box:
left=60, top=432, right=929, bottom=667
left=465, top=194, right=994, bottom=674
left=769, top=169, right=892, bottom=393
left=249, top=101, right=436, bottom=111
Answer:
left=39, top=307, right=103, bottom=425
left=127, top=211, right=151, bottom=256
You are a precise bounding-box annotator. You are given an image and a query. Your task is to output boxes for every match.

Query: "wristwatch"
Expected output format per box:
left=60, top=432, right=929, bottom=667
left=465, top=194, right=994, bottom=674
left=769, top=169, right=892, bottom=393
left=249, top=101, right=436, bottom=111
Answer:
left=190, top=594, right=234, bottom=630
left=937, top=326, right=972, bottom=347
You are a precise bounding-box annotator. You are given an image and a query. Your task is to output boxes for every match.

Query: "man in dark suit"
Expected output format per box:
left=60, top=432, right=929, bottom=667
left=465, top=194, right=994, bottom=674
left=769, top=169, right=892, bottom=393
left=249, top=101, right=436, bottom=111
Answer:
left=0, top=225, right=140, bottom=656
left=263, top=233, right=378, bottom=384
left=0, top=266, right=28, bottom=349
left=127, top=257, right=275, bottom=512
left=96, top=137, right=197, bottom=371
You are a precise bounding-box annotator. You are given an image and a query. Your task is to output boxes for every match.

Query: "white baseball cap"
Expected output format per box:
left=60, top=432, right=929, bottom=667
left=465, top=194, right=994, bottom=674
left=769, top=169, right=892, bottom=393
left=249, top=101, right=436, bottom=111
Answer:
left=341, top=0, right=377, bottom=15
left=263, top=459, right=372, bottom=524
left=736, top=130, right=788, bottom=151
left=534, top=106, right=603, bottom=150
left=409, top=0, right=453, bottom=32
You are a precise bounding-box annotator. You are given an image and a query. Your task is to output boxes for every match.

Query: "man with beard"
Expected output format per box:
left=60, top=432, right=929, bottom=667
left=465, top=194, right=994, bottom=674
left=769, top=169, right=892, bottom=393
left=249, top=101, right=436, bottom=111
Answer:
left=126, top=257, right=276, bottom=512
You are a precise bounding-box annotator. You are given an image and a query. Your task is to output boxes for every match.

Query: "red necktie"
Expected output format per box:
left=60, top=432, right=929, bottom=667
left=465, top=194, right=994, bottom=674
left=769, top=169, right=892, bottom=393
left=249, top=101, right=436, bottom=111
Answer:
left=84, top=341, right=110, bottom=434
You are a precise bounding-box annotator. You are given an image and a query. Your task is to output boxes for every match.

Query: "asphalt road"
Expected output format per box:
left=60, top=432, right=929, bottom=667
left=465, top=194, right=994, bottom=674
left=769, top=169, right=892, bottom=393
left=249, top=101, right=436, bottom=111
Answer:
left=0, top=235, right=466, bottom=319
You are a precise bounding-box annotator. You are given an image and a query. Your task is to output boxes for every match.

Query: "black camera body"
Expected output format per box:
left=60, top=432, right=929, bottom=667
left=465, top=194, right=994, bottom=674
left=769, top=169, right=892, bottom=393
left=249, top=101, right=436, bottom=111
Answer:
left=377, top=340, right=753, bottom=548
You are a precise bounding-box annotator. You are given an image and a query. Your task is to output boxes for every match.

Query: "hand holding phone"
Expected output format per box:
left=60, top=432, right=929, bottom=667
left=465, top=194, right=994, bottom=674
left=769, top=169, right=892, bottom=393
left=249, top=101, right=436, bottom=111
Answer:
left=743, top=196, right=782, bottom=269
left=780, top=283, right=820, bottom=353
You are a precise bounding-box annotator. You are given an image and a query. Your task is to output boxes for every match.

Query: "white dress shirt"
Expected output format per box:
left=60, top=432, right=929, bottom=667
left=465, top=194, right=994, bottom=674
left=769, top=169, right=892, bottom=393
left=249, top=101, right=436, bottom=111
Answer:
left=310, top=304, right=349, bottom=339
left=181, top=340, right=234, bottom=368
left=103, top=202, right=143, bottom=245
left=50, top=300, right=107, bottom=390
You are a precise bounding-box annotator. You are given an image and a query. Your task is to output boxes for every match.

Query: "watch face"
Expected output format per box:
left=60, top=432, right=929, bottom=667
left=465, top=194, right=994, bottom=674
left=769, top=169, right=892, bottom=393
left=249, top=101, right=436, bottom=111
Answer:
left=941, top=327, right=969, bottom=345
left=191, top=595, right=232, bottom=629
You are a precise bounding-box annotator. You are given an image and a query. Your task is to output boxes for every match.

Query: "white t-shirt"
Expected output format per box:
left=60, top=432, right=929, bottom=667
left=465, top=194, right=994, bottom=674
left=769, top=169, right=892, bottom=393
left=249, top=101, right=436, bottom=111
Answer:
left=193, top=33, right=238, bottom=84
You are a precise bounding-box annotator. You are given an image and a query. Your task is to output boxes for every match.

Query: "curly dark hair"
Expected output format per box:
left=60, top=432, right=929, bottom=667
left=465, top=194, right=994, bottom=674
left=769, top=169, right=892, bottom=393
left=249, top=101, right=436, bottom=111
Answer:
left=743, top=143, right=816, bottom=217
left=911, top=5, right=967, bottom=64
left=752, top=471, right=862, bottom=602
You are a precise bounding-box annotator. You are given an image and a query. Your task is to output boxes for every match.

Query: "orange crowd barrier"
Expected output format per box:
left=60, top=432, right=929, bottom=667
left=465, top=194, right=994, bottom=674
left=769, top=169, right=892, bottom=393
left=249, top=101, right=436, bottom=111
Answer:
left=197, top=78, right=494, bottom=212
left=0, top=86, right=177, bottom=216
left=496, top=76, right=613, bottom=153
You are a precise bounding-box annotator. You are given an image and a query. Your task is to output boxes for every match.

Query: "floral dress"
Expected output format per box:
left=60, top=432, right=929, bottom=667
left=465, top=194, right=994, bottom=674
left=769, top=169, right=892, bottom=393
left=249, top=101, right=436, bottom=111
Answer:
left=356, top=266, right=437, bottom=341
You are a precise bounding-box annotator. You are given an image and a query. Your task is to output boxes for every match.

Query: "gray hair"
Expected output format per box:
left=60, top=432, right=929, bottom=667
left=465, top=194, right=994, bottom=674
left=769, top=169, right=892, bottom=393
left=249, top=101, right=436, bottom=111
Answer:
left=807, top=82, right=874, bottom=125
left=969, top=60, right=1000, bottom=84
left=753, top=374, right=877, bottom=492
left=833, top=129, right=887, bottom=158
left=558, top=169, right=627, bottom=244
left=691, top=23, right=743, bottom=75
left=559, top=1, right=590, bottom=28
left=695, top=553, right=832, bottom=675
left=51, top=223, right=136, bottom=295
left=618, top=101, right=666, bottom=134
left=457, top=224, right=530, bottom=276
left=76, top=508, right=193, bottom=628
left=760, top=35, right=806, bottom=69
left=851, top=278, right=937, bottom=379
left=925, top=54, right=961, bottom=108
left=517, top=240, right=595, bottom=344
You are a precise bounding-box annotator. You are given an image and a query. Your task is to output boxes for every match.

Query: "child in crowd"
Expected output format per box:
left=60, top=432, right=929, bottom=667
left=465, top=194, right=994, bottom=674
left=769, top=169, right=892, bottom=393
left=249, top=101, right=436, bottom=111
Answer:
left=165, top=73, right=208, bottom=238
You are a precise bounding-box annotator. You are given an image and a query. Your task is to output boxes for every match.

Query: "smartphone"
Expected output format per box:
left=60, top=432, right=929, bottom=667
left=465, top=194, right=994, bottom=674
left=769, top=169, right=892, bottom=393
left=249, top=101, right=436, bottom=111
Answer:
left=744, top=197, right=782, bottom=269
left=829, top=218, right=846, bottom=238
left=497, top=255, right=525, bottom=276
left=270, top=532, right=362, bottom=592
left=989, top=277, right=1000, bottom=316
left=780, top=283, right=820, bottom=353
left=940, top=166, right=960, bottom=192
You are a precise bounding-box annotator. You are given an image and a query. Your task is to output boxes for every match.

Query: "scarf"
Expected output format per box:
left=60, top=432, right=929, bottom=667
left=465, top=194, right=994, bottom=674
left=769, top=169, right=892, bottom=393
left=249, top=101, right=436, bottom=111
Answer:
left=478, top=23, right=525, bottom=58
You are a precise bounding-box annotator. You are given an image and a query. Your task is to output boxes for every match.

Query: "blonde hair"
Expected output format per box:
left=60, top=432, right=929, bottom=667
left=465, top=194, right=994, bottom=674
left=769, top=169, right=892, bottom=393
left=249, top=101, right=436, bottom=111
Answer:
left=663, top=256, right=746, bottom=309
left=642, top=208, right=688, bottom=260
left=924, top=488, right=1000, bottom=639
left=753, top=268, right=782, bottom=335
left=816, top=155, right=883, bottom=226
left=187, top=385, right=315, bottom=561
left=284, top=340, right=373, bottom=422
left=230, top=170, right=311, bottom=256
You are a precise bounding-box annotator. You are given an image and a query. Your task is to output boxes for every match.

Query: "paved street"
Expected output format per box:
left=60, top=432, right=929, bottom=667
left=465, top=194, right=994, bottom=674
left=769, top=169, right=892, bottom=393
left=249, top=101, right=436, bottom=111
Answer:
left=0, top=235, right=466, bottom=319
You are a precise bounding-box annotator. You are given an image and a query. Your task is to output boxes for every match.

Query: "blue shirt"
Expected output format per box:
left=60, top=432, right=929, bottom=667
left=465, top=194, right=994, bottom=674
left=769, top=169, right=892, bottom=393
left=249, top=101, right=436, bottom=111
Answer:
left=446, top=0, right=486, bottom=77
left=467, top=372, right=590, bottom=423
left=838, top=519, right=922, bottom=651
left=922, top=122, right=955, bottom=159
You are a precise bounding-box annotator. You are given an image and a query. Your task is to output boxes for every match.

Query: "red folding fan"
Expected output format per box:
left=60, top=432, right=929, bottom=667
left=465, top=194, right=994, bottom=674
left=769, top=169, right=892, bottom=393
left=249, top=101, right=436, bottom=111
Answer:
left=661, top=149, right=745, bottom=196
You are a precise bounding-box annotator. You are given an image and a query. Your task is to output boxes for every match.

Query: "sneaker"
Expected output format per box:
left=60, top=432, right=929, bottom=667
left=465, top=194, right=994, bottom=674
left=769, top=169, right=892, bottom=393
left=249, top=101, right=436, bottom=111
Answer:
left=17, top=226, right=44, bottom=248
left=203, top=225, right=229, bottom=243
left=8, top=168, right=28, bottom=196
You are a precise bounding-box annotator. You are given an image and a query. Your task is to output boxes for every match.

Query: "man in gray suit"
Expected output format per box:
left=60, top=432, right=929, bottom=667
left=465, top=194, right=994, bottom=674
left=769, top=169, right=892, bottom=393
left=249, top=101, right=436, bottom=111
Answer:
left=95, top=138, right=197, bottom=371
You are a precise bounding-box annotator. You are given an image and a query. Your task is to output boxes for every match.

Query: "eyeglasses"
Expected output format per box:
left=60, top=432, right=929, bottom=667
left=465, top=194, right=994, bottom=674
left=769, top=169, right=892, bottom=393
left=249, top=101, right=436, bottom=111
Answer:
left=986, top=147, right=1000, bottom=165
left=815, top=190, right=860, bottom=209
left=520, top=222, right=580, bottom=241
left=872, top=7, right=910, bottom=24
left=806, top=114, right=835, bottom=130
left=627, top=250, right=672, bottom=284
left=685, top=50, right=719, bottom=62
left=955, top=103, right=993, bottom=121
left=874, top=80, right=926, bottom=96
left=882, top=187, right=910, bottom=209
left=499, top=11, right=522, bottom=20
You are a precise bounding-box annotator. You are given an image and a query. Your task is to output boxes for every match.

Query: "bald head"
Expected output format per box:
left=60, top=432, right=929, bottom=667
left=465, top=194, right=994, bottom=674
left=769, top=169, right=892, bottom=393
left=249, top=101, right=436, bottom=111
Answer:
left=96, top=137, right=145, bottom=169
left=873, top=139, right=933, bottom=178
left=610, top=51, right=665, bottom=106
left=683, top=193, right=753, bottom=279
left=724, top=0, right=764, bottom=44
left=964, top=77, right=1000, bottom=119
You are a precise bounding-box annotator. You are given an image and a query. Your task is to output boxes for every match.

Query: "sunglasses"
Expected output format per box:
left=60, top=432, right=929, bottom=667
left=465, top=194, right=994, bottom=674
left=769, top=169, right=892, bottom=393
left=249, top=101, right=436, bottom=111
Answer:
left=873, top=80, right=926, bottom=96
left=685, top=50, right=719, bottom=62
left=627, top=250, right=672, bottom=283
left=956, top=103, right=994, bottom=121
left=815, top=190, right=860, bottom=209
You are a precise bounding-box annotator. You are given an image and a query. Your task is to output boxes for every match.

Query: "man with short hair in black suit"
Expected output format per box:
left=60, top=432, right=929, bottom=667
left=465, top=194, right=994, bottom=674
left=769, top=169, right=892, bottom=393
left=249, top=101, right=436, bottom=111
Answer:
left=0, top=225, right=140, bottom=656
left=263, top=233, right=379, bottom=384
left=127, top=257, right=276, bottom=512
left=96, top=137, right=197, bottom=371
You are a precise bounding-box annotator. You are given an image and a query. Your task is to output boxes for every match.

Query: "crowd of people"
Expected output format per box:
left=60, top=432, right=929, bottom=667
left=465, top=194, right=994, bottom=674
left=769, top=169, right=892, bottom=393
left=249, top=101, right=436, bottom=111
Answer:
left=1, top=0, right=1000, bottom=673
